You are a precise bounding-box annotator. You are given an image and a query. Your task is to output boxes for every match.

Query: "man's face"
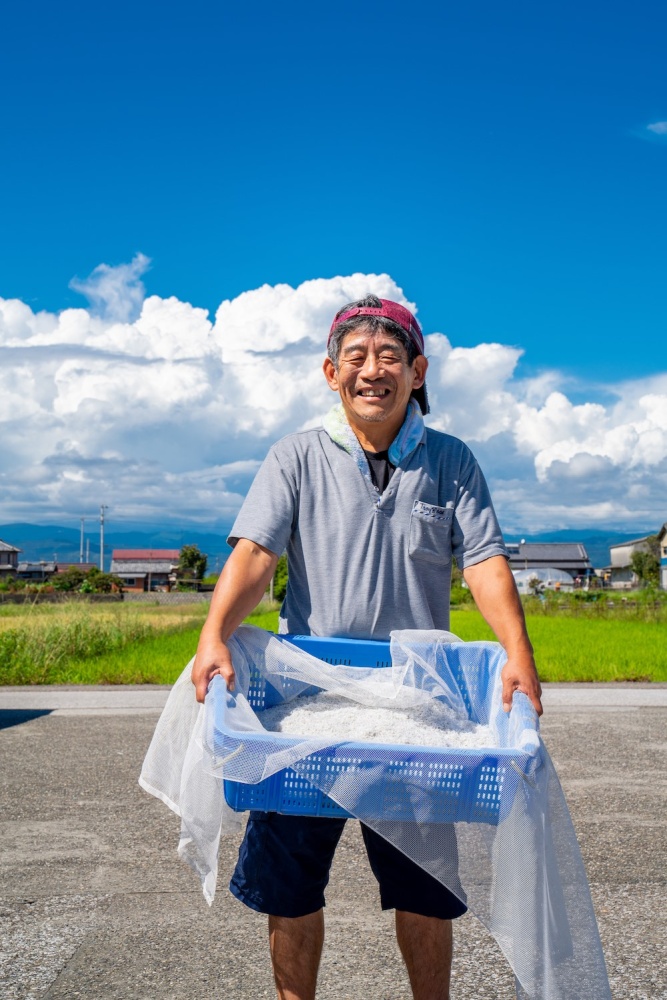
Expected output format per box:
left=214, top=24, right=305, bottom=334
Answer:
left=322, top=327, right=427, bottom=435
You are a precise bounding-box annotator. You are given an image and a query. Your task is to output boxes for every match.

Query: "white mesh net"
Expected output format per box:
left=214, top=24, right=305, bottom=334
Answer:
left=140, top=625, right=611, bottom=1000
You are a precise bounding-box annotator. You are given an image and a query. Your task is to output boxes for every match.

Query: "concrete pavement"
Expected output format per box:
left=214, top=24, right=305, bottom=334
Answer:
left=2, top=682, right=666, bottom=716
left=1, top=685, right=665, bottom=998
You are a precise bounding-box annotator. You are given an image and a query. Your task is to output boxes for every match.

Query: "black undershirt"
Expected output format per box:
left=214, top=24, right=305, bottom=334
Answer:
left=363, top=449, right=396, bottom=493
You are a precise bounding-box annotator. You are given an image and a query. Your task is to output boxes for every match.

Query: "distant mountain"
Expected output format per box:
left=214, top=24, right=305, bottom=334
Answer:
left=504, top=528, right=658, bottom=568
left=2, top=522, right=658, bottom=575
left=0, top=523, right=235, bottom=574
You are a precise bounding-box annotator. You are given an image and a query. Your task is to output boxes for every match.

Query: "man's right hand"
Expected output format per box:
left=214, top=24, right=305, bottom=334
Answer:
left=191, top=635, right=236, bottom=703
left=188, top=538, right=278, bottom=704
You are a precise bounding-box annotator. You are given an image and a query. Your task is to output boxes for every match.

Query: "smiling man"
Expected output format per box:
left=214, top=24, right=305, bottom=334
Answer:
left=192, top=295, right=542, bottom=1000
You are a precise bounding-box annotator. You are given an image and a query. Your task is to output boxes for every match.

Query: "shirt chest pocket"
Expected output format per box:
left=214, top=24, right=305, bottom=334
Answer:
left=408, top=501, right=453, bottom=565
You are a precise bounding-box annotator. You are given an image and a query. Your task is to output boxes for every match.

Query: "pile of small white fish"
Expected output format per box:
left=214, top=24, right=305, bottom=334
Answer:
left=258, top=691, right=494, bottom=748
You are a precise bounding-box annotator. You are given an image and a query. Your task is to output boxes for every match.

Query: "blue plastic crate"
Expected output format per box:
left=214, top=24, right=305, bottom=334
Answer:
left=211, top=635, right=535, bottom=826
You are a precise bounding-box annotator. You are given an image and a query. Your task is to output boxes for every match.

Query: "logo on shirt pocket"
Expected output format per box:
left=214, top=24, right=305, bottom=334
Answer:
left=409, top=501, right=453, bottom=565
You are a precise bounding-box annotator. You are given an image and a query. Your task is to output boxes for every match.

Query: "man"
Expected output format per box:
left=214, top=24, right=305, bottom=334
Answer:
left=192, top=295, right=542, bottom=1000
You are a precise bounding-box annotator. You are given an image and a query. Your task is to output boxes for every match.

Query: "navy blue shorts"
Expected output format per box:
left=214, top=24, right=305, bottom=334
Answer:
left=230, top=812, right=468, bottom=920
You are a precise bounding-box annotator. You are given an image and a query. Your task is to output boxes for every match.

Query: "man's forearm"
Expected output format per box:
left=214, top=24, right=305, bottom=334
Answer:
left=202, top=538, right=278, bottom=642
left=192, top=538, right=278, bottom=701
left=462, top=556, right=533, bottom=656
left=463, top=555, right=542, bottom=715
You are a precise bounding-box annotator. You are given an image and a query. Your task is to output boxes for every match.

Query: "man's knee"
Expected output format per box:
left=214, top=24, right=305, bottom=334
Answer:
left=395, top=912, right=453, bottom=1000
left=269, top=911, right=324, bottom=1000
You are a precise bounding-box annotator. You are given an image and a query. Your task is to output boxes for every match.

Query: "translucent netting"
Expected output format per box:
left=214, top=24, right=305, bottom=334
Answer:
left=140, top=625, right=611, bottom=1000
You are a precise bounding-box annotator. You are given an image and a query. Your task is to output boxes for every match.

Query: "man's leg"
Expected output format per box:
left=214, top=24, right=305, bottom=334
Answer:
left=395, top=911, right=453, bottom=1000
left=269, top=911, right=324, bottom=1000
left=360, top=823, right=466, bottom=1000
left=230, top=814, right=346, bottom=1000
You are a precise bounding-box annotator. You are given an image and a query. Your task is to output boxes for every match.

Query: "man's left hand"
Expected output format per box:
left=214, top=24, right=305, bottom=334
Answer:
left=463, top=556, right=544, bottom=718
left=500, top=653, right=543, bottom=716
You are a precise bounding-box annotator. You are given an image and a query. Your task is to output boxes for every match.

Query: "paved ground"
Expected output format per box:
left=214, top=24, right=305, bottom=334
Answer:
left=1, top=684, right=665, bottom=999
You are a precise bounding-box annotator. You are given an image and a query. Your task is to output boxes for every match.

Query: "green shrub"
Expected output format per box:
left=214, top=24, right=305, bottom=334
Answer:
left=53, top=566, right=86, bottom=592
left=272, top=554, right=288, bottom=602
left=450, top=584, right=473, bottom=606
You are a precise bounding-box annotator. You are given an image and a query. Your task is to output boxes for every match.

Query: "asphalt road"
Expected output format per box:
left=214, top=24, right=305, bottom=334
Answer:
left=1, top=685, right=665, bottom=999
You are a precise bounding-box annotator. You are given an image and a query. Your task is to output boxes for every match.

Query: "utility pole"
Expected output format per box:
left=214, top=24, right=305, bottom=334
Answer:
left=80, top=517, right=85, bottom=564
left=99, top=505, right=109, bottom=572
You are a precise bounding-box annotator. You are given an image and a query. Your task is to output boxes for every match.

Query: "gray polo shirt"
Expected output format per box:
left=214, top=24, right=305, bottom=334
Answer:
left=228, top=425, right=507, bottom=640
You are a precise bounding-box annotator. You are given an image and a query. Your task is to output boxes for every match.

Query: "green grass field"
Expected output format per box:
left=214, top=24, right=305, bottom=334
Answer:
left=0, top=602, right=208, bottom=685
left=450, top=610, right=667, bottom=682
left=0, top=601, right=665, bottom=685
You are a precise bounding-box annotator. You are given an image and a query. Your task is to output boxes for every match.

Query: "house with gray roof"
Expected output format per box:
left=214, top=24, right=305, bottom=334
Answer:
left=506, top=542, right=593, bottom=580
left=110, top=549, right=180, bottom=592
left=0, top=539, right=21, bottom=578
left=17, top=561, right=57, bottom=581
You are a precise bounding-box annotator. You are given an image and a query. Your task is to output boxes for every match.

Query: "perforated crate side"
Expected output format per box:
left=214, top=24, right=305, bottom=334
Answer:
left=281, top=635, right=392, bottom=669
left=246, top=666, right=267, bottom=711
left=465, top=758, right=503, bottom=823
left=224, top=772, right=278, bottom=812
left=276, top=768, right=349, bottom=817
left=294, top=754, right=358, bottom=817
left=423, top=759, right=468, bottom=824
left=224, top=769, right=351, bottom=818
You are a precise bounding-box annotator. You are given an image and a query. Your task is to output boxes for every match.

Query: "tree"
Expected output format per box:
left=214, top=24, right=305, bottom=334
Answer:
left=83, top=567, right=124, bottom=593
left=52, top=566, right=86, bottom=592
left=179, top=544, right=207, bottom=582
left=38, top=565, right=122, bottom=594
left=630, top=536, right=660, bottom=587
left=449, top=557, right=474, bottom=606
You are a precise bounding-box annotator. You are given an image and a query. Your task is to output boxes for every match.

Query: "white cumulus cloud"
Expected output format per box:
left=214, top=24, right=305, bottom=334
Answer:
left=69, top=252, right=151, bottom=323
left=647, top=121, right=667, bottom=135
left=0, top=261, right=665, bottom=536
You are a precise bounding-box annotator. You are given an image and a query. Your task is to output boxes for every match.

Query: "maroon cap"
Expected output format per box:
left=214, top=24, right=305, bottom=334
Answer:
left=328, top=299, right=424, bottom=353
left=328, top=298, right=429, bottom=414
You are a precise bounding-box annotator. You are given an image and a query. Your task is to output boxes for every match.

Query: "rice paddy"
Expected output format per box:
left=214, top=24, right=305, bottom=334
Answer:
left=0, top=599, right=664, bottom=685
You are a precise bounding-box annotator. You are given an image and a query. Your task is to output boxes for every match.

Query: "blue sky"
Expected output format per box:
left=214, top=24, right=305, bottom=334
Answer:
left=2, top=0, right=665, bottom=382
left=0, top=1, right=665, bottom=535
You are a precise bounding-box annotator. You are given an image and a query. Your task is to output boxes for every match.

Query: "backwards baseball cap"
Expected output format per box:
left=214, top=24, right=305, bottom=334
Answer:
left=328, top=298, right=430, bottom=414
